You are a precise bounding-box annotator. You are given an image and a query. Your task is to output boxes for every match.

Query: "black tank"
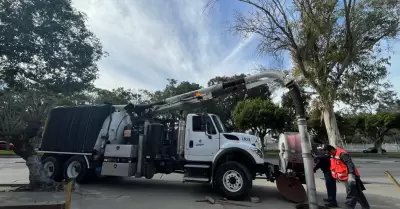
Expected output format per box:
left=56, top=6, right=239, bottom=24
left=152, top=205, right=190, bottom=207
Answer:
left=40, top=104, right=114, bottom=153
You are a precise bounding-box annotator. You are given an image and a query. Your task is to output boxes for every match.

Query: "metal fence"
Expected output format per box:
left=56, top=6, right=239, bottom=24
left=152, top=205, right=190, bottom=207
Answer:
left=265, top=142, right=400, bottom=152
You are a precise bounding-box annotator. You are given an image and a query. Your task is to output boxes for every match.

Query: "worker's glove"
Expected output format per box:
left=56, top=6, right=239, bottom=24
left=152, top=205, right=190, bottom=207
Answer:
left=348, top=174, right=356, bottom=186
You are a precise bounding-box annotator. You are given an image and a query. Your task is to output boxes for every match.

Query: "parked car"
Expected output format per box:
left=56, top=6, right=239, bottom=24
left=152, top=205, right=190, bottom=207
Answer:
left=0, top=141, right=14, bottom=150
left=362, top=147, right=387, bottom=153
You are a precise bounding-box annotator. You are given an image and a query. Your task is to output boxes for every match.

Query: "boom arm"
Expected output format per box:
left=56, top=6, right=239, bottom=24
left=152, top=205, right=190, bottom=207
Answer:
left=121, top=70, right=292, bottom=115
left=151, top=70, right=291, bottom=113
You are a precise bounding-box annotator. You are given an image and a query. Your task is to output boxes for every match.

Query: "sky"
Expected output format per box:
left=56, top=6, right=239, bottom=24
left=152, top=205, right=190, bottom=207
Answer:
left=71, top=0, right=400, bottom=105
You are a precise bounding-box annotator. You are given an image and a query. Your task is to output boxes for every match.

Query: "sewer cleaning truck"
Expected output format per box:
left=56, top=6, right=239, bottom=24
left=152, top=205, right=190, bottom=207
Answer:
left=38, top=70, right=308, bottom=201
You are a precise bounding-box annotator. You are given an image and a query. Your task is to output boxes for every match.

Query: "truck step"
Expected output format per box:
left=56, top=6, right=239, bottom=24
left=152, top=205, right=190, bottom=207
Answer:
left=183, top=177, right=209, bottom=183
left=184, top=164, right=210, bottom=168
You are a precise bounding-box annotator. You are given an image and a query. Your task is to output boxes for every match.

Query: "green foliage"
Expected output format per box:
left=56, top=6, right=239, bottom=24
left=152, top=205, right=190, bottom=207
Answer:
left=356, top=112, right=400, bottom=142
left=0, top=88, right=57, bottom=133
left=306, top=108, right=358, bottom=144
left=233, top=98, right=285, bottom=144
left=306, top=109, right=400, bottom=147
left=339, top=56, right=398, bottom=113
left=0, top=0, right=105, bottom=93
left=91, top=87, right=147, bottom=105
left=145, top=79, right=202, bottom=102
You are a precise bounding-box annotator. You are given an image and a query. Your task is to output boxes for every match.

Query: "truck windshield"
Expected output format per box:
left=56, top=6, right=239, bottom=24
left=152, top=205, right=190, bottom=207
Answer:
left=211, top=115, right=227, bottom=133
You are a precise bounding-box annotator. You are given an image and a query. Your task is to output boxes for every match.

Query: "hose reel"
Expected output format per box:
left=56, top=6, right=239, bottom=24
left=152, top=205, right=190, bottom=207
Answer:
left=278, top=132, right=305, bottom=177
left=276, top=132, right=307, bottom=203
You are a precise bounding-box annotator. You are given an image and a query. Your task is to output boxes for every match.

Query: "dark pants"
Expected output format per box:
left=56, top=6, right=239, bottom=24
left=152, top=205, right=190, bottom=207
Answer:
left=323, top=171, right=337, bottom=203
left=343, top=177, right=370, bottom=209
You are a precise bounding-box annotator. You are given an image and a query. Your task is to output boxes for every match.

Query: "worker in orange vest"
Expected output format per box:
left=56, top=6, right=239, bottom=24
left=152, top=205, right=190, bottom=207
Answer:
left=313, top=150, right=338, bottom=207
left=323, top=145, right=370, bottom=209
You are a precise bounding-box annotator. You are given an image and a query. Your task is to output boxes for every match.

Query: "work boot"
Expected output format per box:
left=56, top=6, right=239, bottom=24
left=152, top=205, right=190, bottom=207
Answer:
left=325, top=202, right=339, bottom=208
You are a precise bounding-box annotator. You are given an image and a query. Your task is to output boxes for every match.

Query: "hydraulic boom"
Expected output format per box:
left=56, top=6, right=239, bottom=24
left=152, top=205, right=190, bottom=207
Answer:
left=121, top=70, right=290, bottom=114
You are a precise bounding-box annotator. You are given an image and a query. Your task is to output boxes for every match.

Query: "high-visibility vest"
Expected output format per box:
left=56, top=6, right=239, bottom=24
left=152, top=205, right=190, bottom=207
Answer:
left=330, top=147, right=360, bottom=180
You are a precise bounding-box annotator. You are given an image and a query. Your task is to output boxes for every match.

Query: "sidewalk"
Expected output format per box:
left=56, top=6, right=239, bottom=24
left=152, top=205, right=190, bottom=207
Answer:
left=0, top=159, right=29, bottom=185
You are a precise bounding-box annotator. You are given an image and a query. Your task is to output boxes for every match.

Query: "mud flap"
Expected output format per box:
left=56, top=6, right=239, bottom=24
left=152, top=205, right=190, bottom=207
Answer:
left=276, top=174, right=307, bottom=203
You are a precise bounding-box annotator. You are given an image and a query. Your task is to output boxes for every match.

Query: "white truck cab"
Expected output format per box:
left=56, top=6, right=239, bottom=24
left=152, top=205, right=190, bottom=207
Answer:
left=184, top=113, right=264, bottom=163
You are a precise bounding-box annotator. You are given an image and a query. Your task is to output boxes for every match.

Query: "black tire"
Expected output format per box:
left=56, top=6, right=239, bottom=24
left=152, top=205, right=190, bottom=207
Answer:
left=298, top=175, right=306, bottom=184
left=63, top=155, right=89, bottom=184
left=215, top=161, right=252, bottom=200
left=41, top=156, right=64, bottom=182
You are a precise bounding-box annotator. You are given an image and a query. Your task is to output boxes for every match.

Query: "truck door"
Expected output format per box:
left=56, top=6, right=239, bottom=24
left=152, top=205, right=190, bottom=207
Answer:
left=185, top=114, right=220, bottom=162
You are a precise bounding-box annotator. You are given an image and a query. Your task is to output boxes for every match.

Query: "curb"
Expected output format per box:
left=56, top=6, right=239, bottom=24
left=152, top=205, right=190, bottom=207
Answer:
left=0, top=184, right=28, bottom=187
left=0, top=155, right=20, bottom=159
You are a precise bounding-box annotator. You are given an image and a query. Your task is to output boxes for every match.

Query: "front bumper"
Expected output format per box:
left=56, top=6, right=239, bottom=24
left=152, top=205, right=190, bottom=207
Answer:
left=256, top=162, right=281, bottom=182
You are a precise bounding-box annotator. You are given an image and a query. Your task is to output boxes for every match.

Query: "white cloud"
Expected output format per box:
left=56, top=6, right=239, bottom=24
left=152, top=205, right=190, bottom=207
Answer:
left=72, top=0, right=261, bottom=92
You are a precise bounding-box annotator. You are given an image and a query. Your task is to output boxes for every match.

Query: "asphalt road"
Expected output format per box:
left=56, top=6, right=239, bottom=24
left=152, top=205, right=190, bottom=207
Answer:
left=1, top=157, right=400, bottom=209
left=2, top=157, right=398, bottom=184
left=264, top=157, right=400, bottom=182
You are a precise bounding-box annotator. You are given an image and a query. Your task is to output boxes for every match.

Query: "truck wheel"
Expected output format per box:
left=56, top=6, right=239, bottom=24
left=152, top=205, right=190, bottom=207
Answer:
left=215, top=161, right=252, bottom=200
left=42, top=156, right=63, bottom=182
left=63, top=156, right=89, bottom=184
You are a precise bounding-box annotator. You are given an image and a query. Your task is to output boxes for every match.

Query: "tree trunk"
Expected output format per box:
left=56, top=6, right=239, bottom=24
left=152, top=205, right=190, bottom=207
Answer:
left=374, top=140, right=383, bottom=154
left=11, top=136, right=55, bottom=189
left=259, top=132, right=267, bottom=152
left=323, top=107, right=341, bottom=147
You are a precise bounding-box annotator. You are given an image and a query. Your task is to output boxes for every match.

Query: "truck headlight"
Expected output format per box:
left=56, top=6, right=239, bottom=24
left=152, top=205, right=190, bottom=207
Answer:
left=249, top=146, right=263, bottom=158
left=254, top=137, right=262, bottom=149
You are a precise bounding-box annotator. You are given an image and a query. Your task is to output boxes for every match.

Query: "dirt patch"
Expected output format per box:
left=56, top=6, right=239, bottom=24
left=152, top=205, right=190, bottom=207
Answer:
left=2, top=182, right=74, bottom=193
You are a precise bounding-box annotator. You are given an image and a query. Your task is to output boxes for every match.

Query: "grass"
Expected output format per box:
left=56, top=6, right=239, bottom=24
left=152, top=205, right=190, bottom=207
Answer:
left=264, top=150, right=400, bottom=158
left=0, top=150, right=16, bottom=156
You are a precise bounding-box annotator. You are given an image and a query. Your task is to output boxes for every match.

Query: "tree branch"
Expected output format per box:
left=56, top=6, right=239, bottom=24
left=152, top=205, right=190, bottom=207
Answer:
left=238, top=0, right=298, bottom=48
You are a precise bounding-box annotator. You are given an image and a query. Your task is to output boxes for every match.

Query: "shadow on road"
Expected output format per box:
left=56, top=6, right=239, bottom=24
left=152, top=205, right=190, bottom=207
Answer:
left=75, top=177, right=296, bottom=208
left=88, top=177, right=285, bottom=200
